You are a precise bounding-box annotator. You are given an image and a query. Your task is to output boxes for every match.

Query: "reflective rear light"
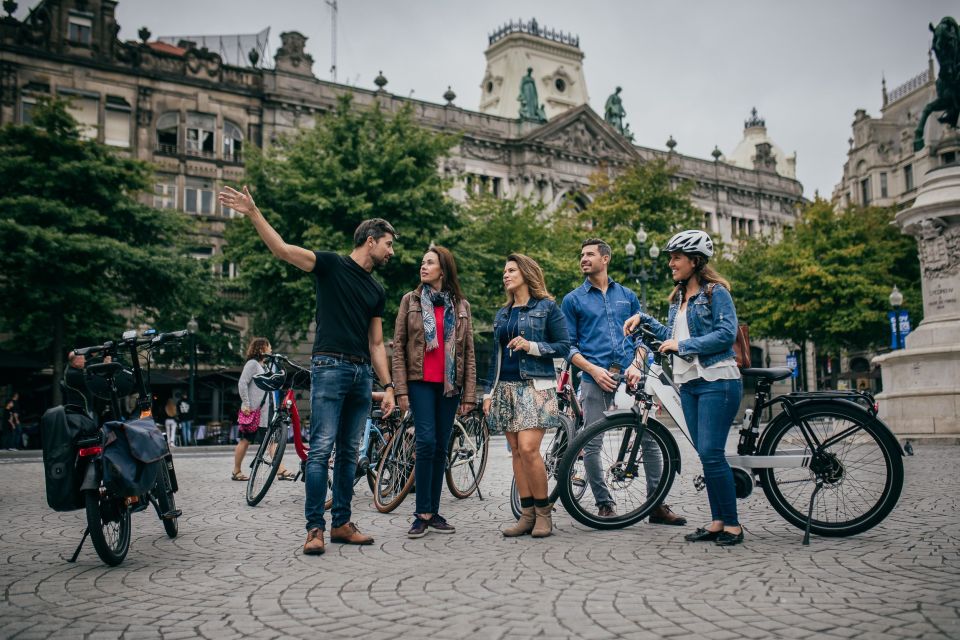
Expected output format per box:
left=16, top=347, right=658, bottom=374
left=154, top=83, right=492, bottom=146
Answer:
left=140, top=409, right=152, bottom=419
left=78, top=446, right=103, bottom=457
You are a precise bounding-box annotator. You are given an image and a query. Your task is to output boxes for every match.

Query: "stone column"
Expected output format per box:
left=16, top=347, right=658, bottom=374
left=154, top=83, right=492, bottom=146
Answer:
left=873, top=153, right=960, bottom=440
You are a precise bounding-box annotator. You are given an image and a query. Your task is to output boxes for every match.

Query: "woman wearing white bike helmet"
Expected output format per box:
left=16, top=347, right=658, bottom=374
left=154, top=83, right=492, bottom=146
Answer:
left=623, top=229, right=745, bottom=546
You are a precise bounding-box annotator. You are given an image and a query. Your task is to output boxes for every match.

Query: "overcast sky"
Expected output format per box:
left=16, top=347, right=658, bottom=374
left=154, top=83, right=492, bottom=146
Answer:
left=49, top=2, right=959, bottom=198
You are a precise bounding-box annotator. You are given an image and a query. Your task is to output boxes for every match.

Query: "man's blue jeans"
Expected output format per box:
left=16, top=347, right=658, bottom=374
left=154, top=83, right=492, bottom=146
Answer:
left=679, top=377, right=743, bottom=526
left=304, top=355, right=372, bottom=532
left=407, top=381, right=459, bottom=516
left=180, top=420, right=192, bottom=446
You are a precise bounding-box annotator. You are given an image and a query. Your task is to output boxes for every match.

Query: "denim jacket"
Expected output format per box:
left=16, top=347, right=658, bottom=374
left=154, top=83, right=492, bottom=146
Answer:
left=639, top=284, right=738, bottom=368
left=484, top=297, right=571, bottom=395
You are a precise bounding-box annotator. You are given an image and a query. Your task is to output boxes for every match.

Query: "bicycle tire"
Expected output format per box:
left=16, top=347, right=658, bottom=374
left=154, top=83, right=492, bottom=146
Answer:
left=509, top=415, right=575, bottom=519
left=85, top=489, right=131, bottom=566
left=446, top=413, right=490, bottom=499
left=557, top=415, right=677, bottom=530
left=757, top=401, right=903, bottom=537
left=321, top=443, right=368, bottom=510
left=373, top=418, right=416, bottom=513
left=154, top=462, right=179, bottom=538
left=366, top=428, right=392, bottom=495
left=246, top=418, right=287, bottom=507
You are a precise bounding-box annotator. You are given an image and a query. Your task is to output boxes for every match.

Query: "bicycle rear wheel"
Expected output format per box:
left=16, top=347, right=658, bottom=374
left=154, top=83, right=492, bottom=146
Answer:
left=758, top=401, right=903, bottom=537
left=557, top=415, right=677, bottom=530
left=446, top=412, right=490, bottom=499
left=85, top=489, right=131, bottom=566
left=509, top=415, right=577, bottom=519
left=154, top=462, right=179, bottom=538
left=246, top=418, right=287, bottom=507
left=373, top=416, right=416, bottom=513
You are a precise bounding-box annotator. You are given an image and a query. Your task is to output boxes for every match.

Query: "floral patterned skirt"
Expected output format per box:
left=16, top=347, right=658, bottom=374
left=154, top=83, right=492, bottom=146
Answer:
left=488, top=380, right=561, bottom=433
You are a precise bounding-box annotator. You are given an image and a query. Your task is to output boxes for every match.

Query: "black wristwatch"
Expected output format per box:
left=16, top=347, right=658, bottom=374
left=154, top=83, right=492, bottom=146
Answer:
left=383, top=382, right=396, bottom=391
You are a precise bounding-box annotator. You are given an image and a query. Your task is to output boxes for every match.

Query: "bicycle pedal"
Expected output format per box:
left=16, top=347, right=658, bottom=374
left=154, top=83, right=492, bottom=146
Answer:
left=693, top=475, right=706, bottom=492
left=161, top=509, right=182, bottom=520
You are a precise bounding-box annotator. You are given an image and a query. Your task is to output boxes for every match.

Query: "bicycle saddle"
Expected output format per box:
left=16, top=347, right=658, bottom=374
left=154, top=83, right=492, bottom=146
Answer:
left=740, top=367, right=793, bottom=381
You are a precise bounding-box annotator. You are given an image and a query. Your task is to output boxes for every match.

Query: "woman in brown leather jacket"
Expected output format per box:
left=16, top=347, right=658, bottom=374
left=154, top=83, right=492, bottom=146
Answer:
left=392, top=245, right=477, bottom=538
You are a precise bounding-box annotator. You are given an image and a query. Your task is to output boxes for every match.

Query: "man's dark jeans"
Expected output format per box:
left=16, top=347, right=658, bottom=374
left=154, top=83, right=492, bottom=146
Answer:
left=304, top=355, right=372, bottom=532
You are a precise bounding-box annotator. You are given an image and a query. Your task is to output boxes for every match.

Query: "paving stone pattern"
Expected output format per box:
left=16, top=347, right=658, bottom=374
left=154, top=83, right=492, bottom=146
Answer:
left=0, top=438, right=957, bottom=639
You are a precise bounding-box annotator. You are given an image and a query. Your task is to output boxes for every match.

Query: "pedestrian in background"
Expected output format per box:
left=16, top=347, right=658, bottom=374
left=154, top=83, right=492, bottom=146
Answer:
left=392, top=245, right=477, bottom=538
left=484, top=253, right=570, bottom=538
left=178, top=394, right=193, bottom=446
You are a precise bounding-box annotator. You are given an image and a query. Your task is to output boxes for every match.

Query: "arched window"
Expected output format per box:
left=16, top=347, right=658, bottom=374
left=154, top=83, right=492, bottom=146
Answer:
left=156, top=112, right=179, bottom=154
left=561, top=190, right=590, bottom=212
left=223, top=120, right=243, bottom=163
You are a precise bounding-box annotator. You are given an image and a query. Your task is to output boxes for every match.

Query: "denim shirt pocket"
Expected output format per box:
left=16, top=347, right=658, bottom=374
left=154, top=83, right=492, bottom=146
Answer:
left=527, top=310, right=548, bottom=338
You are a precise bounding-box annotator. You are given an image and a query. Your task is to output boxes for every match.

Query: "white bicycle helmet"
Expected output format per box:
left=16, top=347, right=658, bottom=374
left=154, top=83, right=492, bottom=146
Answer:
left=665, top=229, right=714, bottom=258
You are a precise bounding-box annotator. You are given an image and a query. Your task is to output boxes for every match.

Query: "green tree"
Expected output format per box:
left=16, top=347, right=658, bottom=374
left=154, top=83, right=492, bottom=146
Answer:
left=225, top=94, right=458, bottom=342
left=0, top=99, right=230, bottom=403
left=584, top=159, right=703, bottom=314
left=724, top=198, right=921, bottom=355
left=440, top=194, right=582, bottom=328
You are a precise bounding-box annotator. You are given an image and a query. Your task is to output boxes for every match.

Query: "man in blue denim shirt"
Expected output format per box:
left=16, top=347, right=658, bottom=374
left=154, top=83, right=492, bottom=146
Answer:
left=561, top=238, right=686, bottom=525
left=218, top=185, right=397, bottom=556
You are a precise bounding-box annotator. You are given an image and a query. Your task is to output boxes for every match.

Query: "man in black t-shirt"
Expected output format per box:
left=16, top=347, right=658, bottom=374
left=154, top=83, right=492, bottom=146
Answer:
left=219, top=185, right=397, bottom=556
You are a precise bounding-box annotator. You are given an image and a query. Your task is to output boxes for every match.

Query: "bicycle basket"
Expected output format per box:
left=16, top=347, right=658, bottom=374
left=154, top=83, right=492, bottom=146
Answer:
left=253, top=370, right=286, bottom=392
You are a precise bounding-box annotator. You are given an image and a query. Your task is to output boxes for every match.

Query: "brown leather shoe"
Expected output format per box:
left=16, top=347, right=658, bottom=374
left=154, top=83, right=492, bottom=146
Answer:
left=598, top=503, right=617, bottom=517
left=649, top=504, right=687, bottom=526
left=303, top=528, right=325, bottom=555
left=329, top=522, right=374, bottom=545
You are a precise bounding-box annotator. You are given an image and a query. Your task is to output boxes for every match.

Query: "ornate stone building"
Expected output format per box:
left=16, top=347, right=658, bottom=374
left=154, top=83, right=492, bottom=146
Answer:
left=1, top=3, right=808, bottom=418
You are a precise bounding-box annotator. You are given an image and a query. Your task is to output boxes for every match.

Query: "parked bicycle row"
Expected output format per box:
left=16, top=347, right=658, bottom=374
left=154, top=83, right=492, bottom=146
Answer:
left=37, top=190, right=905, bottom=565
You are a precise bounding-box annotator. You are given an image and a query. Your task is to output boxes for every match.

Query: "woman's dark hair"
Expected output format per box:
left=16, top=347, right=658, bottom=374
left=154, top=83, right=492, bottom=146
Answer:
left=425, top=245, right=466, bottom=305
left=245, top=337, right=271, bottom=362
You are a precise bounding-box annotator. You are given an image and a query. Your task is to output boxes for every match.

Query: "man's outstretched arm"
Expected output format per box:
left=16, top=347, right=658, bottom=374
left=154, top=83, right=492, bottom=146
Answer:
left=218, top=185, right=316, bottom=272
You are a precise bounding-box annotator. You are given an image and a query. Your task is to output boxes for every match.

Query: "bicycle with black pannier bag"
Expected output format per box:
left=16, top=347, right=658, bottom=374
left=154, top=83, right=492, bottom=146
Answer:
left=41, top=328, right=186, bottom=566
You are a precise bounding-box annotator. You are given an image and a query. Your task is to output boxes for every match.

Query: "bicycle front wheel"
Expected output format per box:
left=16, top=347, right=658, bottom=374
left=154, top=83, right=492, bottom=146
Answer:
left=508, top=415, right=577, bottom=519
left=85, top=489, right=131, bottom=566
left=758, top=402, right=903, bottom=537
left=557, top=415, right=677, bottom=530
left=373, top=417, right=416, bottom=513
left=446, top=412, right=490, bottom=499
left=246, top=418, right=287, bottom=507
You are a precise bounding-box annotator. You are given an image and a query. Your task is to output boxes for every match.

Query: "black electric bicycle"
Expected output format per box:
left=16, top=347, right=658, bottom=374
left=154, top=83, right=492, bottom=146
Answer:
left=68, top=329, right=186, bottom=565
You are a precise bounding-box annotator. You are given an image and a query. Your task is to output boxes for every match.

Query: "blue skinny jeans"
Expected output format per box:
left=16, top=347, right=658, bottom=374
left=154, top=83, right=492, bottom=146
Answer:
left=679, top=377, right=743, bottom=527
left=407, top=381, right=459, bottom=516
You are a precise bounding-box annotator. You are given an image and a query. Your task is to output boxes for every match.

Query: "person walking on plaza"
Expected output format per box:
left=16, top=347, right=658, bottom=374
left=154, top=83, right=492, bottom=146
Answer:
left=483, top=253, right=570, bottom=538
left=1, top=396, right=14, bottom=450
left=392, top=245, right=477, bottom=538
left=561, top=238, right=686, bottom=526
left=624, top=230, right=744, bottom=546
left=177, top=394, right=193, bottom=447
left=234, top=337, right=288, bottom=480
left=218, top=185, right=397, bottom=556
left=163, top=398, right=178, bottom=448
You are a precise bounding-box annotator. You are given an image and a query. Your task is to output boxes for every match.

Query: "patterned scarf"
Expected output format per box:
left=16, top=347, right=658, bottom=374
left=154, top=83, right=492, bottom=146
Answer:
left=420, top=286, right=458, bottom=397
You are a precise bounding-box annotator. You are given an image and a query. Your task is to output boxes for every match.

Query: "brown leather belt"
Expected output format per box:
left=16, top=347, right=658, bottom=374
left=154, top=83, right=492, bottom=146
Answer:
left=313, top=351, right=370, bottom=365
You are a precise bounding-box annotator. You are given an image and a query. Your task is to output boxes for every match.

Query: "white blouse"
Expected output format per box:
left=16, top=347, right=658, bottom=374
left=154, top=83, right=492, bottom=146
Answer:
left=672, top=305, right=741, bottom=384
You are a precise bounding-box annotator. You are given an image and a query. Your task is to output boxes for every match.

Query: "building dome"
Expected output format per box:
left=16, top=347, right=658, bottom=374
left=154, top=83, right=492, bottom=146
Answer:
left=726, top=108, right=796, bottom=179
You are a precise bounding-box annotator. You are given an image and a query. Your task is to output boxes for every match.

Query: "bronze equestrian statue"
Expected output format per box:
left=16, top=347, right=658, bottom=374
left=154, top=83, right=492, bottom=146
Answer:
left=915, top=17, right=960, bottom=151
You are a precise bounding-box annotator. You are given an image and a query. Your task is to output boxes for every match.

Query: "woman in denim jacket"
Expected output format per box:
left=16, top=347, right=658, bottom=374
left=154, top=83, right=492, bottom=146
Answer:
left=624, top=230, right=744, bottom=546
left=483, top=253, right=570, bottom=538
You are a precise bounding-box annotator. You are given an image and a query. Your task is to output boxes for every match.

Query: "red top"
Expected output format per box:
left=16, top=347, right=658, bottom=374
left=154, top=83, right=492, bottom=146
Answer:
left=422, top=306, right=445, bottom=383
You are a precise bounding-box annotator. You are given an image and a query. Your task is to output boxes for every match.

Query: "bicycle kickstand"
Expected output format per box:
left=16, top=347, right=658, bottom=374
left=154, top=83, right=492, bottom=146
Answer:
left=469, top=463, right=484, bottom=500
left=66, top=527, right=90, bottom=563
left=802, top=480, right=824, bottom=546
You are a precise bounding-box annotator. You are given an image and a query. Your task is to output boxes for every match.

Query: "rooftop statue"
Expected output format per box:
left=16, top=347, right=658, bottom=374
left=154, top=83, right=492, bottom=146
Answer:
left=915, top=16, right=960, bottom=151
left=518, top=68, right=547, bottom=123
left=604, top=86, right=634, bottom=140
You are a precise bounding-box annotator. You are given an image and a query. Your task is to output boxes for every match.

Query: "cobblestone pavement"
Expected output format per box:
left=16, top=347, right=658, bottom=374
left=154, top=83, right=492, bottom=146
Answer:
left=1, top=437, right=957, bottom=640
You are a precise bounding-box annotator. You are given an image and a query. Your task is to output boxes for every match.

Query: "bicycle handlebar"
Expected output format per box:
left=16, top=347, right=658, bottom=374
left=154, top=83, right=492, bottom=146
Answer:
left=632, top=324, right=695, bottom=363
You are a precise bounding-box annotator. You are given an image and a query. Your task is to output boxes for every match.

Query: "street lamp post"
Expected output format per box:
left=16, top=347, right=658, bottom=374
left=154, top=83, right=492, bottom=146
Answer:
left=889, top=286, right=904, bottom=350
left=186, top=316, right=198, bottom=415
left=625, top=225, right=661, bottom=312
